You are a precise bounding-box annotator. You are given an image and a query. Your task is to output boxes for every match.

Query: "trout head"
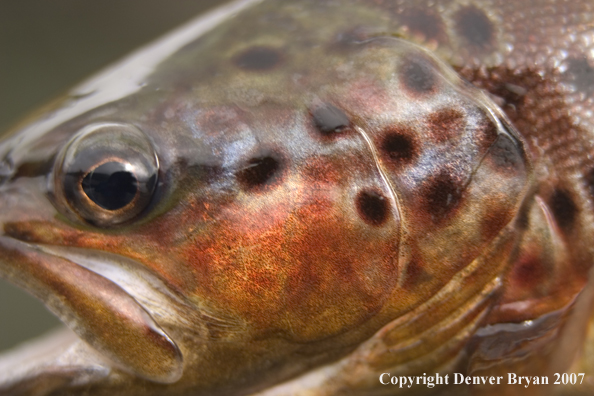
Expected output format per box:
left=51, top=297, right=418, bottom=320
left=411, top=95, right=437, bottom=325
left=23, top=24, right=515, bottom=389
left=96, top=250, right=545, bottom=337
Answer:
left=0, top=2, right=530, bottom=395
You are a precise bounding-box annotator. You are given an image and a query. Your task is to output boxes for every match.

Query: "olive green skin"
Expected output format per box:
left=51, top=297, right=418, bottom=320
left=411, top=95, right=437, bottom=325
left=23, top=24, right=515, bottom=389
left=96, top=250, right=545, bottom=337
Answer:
left=0, top=1, right=593, bottom=395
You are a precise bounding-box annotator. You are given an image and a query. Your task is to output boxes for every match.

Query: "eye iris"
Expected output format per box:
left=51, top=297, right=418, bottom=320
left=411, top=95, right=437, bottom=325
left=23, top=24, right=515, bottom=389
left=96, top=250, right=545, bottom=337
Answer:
left=81, top=162, right=138, bottom=210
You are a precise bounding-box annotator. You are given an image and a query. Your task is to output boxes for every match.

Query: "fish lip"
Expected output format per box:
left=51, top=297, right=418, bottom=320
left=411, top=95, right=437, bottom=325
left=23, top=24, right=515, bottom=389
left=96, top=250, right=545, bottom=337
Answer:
left=0, top=236, right=190, bottom=383
left=26, top=242, right=198, bottom=329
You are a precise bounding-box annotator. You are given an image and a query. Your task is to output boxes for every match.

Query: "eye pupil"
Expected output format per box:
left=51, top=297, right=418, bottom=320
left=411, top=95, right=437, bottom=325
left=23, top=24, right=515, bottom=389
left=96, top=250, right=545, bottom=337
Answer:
left=81, top=162, right=138, bottom=210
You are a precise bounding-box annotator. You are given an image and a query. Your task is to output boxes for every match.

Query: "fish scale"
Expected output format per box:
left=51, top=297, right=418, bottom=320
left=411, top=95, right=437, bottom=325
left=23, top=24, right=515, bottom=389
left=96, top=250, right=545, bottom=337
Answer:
left=0, top=0, right=593, bottom=395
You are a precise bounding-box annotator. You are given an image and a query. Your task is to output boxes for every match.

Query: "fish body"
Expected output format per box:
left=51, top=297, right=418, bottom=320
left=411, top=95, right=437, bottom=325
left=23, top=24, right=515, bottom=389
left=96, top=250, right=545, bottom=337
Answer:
left=0, top=0, right=593, bottom=395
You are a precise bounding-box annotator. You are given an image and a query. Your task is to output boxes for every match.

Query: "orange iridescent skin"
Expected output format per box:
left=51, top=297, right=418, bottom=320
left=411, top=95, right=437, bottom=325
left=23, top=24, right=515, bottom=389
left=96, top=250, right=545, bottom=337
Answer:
left=0, top=0, right=593, bottom=395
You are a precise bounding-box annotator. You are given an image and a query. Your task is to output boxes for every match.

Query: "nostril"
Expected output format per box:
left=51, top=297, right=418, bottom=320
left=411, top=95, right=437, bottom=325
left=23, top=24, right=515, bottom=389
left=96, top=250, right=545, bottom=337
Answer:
left=0, top=157, right=14, bottom=184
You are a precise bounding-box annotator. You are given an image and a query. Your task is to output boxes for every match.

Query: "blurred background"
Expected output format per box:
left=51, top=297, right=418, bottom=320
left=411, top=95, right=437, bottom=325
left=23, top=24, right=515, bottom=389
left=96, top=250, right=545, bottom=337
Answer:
left=0, top=0, right=227, bottom=352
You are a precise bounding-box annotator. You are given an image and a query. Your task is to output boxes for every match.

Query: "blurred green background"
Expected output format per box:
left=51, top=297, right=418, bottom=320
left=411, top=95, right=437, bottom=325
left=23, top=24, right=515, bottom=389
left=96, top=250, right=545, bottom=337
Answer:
left=0, top=0, right=227, bottom=352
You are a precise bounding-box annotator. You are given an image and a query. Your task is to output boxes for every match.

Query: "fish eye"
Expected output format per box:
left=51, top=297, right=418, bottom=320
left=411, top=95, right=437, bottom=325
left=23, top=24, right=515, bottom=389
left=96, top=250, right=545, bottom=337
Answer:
left=55, top=123, right=159, bottom=227
left=81, top=161, right=139, bottom=210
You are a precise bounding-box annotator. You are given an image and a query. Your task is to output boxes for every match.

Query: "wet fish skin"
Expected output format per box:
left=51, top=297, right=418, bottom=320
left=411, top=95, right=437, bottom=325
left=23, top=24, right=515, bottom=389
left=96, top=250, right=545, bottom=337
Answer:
left=0, top=0, right=593, bottom=395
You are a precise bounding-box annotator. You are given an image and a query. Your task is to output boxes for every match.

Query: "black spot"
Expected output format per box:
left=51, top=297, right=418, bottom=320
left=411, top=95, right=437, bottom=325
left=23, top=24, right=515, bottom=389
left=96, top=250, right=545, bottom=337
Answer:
left=425, top=173, right=462, bottom=221
left=311, top=104, right=350, bottom=136
left=400, top=8, right=444, bottom=41
left=564, top=57, right=594, bottom=95
left=237, top=155, right=282, bottom=190
left=455, top=6, right=494, bottom=48
left=82, top=162, right=138, bottom=210
left=233, top=47, right=282, bottom=71
left=401, top=57, right=436, bottom=94
left=381, top=129, right=416, bottom=163
left=549, top=188, right=577, bottom=232
left=356, top=190, right=390, bottom=226
left=488, top=133, right=523, bottom=170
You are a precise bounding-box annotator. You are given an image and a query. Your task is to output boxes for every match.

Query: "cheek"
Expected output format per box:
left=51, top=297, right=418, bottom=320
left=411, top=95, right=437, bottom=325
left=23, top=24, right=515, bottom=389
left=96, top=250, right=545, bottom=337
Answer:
left=183, top=182, right=400, bottom=342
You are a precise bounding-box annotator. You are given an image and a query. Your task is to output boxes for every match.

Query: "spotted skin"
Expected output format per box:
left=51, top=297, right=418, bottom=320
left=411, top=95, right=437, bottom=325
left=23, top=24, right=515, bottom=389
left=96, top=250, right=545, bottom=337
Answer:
left=0, top=0, right=593, bottom=395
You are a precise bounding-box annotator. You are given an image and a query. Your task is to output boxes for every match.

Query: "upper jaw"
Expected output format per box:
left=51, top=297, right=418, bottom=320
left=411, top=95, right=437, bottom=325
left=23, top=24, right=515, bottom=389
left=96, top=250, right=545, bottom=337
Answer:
left=0, top=235, right=186, bottom=384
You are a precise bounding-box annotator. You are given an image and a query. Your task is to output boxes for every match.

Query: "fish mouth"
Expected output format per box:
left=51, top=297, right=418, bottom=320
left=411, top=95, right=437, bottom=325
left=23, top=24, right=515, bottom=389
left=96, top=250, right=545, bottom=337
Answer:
left=0, top=235, right=189, bottom=384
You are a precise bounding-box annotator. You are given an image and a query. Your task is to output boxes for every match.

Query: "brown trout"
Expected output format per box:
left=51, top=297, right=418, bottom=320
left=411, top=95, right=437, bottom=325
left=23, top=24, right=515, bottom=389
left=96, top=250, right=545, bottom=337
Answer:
left=0, top=0, right=593, bottom=395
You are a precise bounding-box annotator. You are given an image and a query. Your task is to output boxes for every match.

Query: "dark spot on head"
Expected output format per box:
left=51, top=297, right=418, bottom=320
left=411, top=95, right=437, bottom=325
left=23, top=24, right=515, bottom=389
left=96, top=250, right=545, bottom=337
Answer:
left=487, top=133, right=524, bottom=171
left=311, top=104, right=350, bottom=136
left=356, top=190, right=390, bottom=226
left=563, top=57, right=594, bottom=95
left=424, top=172, right=463, bottom=222
left=400, top=57, right=436, bottom=94
left=400, top=8, right=444, bottom=41
left=454, top=6, right=494, bottom=48
left=549, top=188, right=577, bottom=232
left=233, top=46, right=282, bottom=71
left=237, top=155, right=283, bottom=190
left=381, top=127, right=417, bottom=164
left=426, top=109, right=464, bottom=142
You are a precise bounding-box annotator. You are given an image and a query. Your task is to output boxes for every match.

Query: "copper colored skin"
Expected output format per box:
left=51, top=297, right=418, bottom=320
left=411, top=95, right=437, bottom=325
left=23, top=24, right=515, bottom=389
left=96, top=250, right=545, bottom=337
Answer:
left=0, top=0, right=593, bottom=395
